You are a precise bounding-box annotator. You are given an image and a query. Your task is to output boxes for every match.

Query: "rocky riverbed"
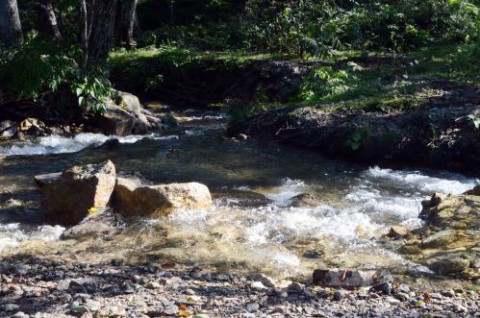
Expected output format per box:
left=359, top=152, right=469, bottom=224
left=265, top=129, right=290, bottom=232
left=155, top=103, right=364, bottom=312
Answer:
left=2, top=256, right=480, bottom=318
left=2, top=107, right=480, bottom=317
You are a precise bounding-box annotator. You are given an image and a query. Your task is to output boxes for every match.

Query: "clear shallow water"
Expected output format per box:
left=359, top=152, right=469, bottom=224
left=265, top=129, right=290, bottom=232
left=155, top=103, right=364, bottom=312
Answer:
left=0, top=109, right=478, bottom=282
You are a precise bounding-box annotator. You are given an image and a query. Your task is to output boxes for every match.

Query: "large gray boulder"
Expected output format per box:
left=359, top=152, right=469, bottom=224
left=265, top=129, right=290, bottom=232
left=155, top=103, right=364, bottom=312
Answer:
left=112, top=177, right=212, bottom=218
left=40, top=160, right=116, bottom=225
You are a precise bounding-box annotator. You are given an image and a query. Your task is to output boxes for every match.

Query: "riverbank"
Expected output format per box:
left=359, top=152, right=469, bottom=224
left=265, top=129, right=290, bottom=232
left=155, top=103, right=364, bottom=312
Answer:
left=2, top=255, right=480, bottom=318
left=228, top=82, right=480, bottom=175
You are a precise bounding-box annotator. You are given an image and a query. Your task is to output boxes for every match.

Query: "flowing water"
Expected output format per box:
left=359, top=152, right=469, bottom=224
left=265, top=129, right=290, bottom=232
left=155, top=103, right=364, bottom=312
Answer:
left=0, top=109, right=478, bottom=285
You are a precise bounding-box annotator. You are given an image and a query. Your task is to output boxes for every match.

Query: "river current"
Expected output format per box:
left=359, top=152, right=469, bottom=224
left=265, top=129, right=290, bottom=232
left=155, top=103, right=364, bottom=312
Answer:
left=0, top=109, right=478, bottom=285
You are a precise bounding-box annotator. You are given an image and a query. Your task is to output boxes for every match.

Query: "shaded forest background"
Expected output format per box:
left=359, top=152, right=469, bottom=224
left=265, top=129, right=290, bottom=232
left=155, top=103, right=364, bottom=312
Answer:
left=1, top=0, right=479, bottom=122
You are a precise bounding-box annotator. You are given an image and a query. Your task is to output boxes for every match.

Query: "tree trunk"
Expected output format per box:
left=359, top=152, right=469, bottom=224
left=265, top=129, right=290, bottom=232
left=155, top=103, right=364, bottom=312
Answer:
left=79, top=0, right=89, bottom=68
left=34, top=0, right=61, bottom=39
left=115, top=0, right=138, bottom=49
left=0, top=0, right=24, bottom=47
left=87, top=0, right=118, bottom=67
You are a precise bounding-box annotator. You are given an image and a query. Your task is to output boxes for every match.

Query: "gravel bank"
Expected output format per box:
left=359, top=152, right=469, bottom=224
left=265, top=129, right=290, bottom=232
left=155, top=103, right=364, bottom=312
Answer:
left=1, top=257, right=480, bottom=317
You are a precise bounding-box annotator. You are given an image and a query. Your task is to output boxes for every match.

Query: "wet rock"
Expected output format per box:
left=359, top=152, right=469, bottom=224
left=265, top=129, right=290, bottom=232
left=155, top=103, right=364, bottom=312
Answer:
left=289, top=193, right=321, bottom=208
left=428, top=255, right=471, bottom=275
left=34, top=172, right=62, bottom=188
left=246, top=302, right=260, bottom=312
left=60, top=212, right=122, bottom=240
left=463, top=185, right=480, bottom=196
left=40, top=160, right=116, bottom=225
left=237, top=133, right=248, bottom=141
left=421, top=229, right=456, bottom=248
left=18, top=118, right=46, bottom=136
left=333, top=291, right=344, bottom=301
left=387, top=226, right=410, bottom=239
left=0, top=120, right=17, bottom=138
left=286, top=282, right=304, bottom=294
left=247, top=273, right=275, bottom=288
left=161, top=112, right=179, bottom=128
left=4, top=303, right=20, bottom=312
left=312, top=269, right=377, bottom=288
left=112, top=177, right=212, bottom=218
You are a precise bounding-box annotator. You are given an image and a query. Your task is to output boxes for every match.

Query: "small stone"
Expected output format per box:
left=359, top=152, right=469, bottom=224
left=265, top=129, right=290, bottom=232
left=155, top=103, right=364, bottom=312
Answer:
left=85, top=300, right=101, bottom=312
left=385, top=296, right=401, bottom=305
left=387, top=226, right=410, bottom=238
left=440, top=289, right=455, bottom=298
left=395, top=292, right=409, bottom=301
left=216, top=273, right=230, bottom=282
left=246, top=302, right=260, bottom=312
left=250, top=281, right=268, bottom=290
left=146, top=281, right=161, bottom=289
left=4, top=304, right=20, bottom=312
left=237, top=133, right=248, bottom=140
left=287, top=282, right=303, bottom=293
left=398, top=284, right=410, bottom=293
left=333, top=291, right=344, bottom=301
left=248, top=273, right=275, bottom=288
left=163, top=306, right=178, bottom=315
left=11, top=312, right=28, bottom=318
left=185, top=288, right=196, bottom=295
left=453, top=303, right=467, bottom=313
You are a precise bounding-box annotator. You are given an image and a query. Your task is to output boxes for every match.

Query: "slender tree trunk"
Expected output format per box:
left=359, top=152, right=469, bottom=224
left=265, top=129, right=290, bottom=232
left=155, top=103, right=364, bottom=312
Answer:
left=169, top=0, right=175, bottom=26
left=79, top=0, right=89, bottom=68
left=34, top=0, right=61, bottom=39
left=116, top=0, right=138, bottom=49
left=0, top=0, right=24, bottom=47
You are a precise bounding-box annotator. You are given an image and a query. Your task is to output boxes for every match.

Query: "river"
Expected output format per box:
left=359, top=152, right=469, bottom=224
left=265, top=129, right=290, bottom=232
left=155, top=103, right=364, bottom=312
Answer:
left=0, top=109, right=477, bottom=286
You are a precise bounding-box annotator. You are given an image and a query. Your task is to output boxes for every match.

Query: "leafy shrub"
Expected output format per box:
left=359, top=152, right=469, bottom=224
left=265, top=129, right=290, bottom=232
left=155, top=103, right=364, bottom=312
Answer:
left=0, top=35, right=112, bottom=114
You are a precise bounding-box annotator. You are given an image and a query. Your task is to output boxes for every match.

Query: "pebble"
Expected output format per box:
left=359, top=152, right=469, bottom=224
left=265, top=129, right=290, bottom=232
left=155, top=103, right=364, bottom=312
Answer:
left=246, top=302, right=260, bottom=312
left=453, top=303, right=467, bottom=313
left=4, top=304, right=20, bottom=312
left=333, top=291, right=344, bottom=301
left=2, top=258, right=480, bottom=318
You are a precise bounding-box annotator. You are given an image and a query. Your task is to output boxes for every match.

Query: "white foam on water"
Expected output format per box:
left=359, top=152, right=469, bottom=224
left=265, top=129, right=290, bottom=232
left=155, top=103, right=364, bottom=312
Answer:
left=0, top=223, right=65, bottom=254
left=365, top=166, right=477, bottom=194
left=262, top=178, right=306, bottom=204
left=0, top=133, right=178, bottom=157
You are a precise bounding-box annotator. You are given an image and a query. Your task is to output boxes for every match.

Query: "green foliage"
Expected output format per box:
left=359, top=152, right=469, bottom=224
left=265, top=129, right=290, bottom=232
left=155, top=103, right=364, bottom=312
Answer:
left=0, top=35, right=78, bottom=99
left=0, top=35, right=112, bottom=114
left=346, top=128, right=370, bottom=151
left=72, top=70, right=112, bottom=114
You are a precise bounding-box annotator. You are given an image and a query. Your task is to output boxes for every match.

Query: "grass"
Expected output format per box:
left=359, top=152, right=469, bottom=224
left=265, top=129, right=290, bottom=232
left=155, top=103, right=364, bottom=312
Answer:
left=108, top=42, right=480, bottom=121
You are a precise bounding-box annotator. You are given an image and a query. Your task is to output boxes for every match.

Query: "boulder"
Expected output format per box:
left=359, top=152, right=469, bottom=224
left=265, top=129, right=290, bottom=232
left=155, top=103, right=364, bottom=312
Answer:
left=112, top=177, right=212, bottom=218
left=91, top=92, right=163, bottom=136
left=397, top=186, right=480, bottom=280
left=40, top=160, right=116, bottom=225
left=312, top=269, right=378, bottom=288
left=18, top=118, right=46, bottom=137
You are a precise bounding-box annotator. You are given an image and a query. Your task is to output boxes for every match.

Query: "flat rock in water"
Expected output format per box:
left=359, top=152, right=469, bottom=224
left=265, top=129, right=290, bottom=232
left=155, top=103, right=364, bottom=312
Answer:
left=41, top=160, right=116, bottom=225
